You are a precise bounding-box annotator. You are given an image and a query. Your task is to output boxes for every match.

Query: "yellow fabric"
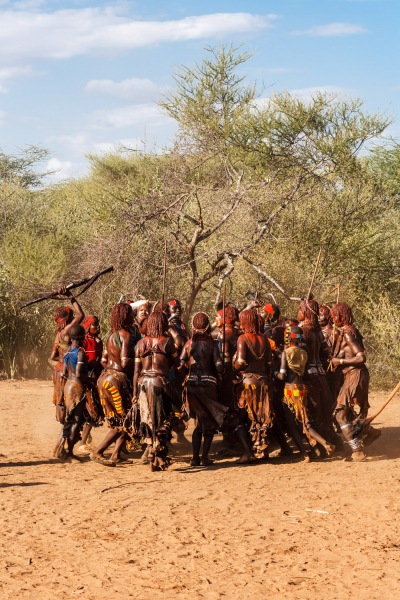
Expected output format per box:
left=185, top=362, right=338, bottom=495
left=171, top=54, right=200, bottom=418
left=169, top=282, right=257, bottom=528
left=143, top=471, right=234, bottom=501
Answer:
left=285, top=346, right=307, bottom=376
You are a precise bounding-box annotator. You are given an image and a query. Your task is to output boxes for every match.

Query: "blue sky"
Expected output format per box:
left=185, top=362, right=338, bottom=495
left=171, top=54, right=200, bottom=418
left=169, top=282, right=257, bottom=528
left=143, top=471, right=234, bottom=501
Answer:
left=0, top=0, right=398, bottom=181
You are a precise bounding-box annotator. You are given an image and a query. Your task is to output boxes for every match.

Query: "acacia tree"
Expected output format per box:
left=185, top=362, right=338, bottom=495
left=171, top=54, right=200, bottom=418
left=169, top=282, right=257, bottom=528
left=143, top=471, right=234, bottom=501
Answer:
left=109, top=45, right=389, bottom=317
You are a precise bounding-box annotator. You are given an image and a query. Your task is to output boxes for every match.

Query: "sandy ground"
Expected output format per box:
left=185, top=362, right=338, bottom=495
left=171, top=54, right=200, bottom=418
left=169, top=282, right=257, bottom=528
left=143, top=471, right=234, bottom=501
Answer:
left=0, top=380, right=399, bottom=600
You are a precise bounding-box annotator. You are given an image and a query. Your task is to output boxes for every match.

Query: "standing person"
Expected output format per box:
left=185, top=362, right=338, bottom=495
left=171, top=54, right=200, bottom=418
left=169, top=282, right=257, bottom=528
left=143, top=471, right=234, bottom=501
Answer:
left=167, top=298, right=191, bottom=442
left=78, top=315, right=104, bottom=453
left=90, top=303, right=134, bottom=466
left=133, top=311, right=180, bottom=471
left=278, top=325, right=336, bottom=460
left=297, top=297, right=335, bottom=448
left=167, top=299, right=190, bottom=347
left=330, top=302, right=380, bottom=460
left=53, top=325, right=93, bottom=461
left=216, top=305, right=240, bottom=411
left=180, top=312, right=228, bottom=467
left=233, top=308, right=274, bottom=461
left=49, top=287, right=84, bottom=426
left=319, top=303, right=341, bottom=402
left=130, top=299, right=151, bottom=340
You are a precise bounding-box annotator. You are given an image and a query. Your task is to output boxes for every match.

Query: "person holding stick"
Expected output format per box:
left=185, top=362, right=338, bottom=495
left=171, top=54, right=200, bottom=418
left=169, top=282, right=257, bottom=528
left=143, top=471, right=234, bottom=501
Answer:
left=53, top=324, right=93, bottom=461
left=330, top=302, right=381, bottom=460
left=49, top=287, right=85, bottom=428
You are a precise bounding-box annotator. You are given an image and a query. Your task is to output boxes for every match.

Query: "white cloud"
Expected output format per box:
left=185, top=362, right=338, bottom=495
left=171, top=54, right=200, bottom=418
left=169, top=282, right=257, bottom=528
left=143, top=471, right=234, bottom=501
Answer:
left=0, top=8, right=277, bottom=64
left=46, top=157, right=74, bottom=181
left=89, top=103, right=170, bottom=129
left=0, top=65, right=35, bottom=92
left=92, top=138, right=148, bottom=153
left=292, top=22, right=367, bottom=37
left=288, top=86, right=348, bottom=100
left=46, top=132, right=90, bottom=153
left=85, top=77, right=169, bottom=103
left=254, top=86, right=349, bottom=110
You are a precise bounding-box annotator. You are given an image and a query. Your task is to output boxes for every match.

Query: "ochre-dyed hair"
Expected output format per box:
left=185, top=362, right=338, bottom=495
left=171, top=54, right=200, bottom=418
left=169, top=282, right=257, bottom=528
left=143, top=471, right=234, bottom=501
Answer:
left=153, top=301, right=169, bottom=315
left=224, top=305, right=238, bottom=326
left=331, top=302, right=353, bottom=326
left=240, top=308, right=260, bottom=334
left=192, top=312, right=210, bottom=331
left=53, top=306, right=73, bottom=331
left=299, top=298, right=319, bottom=326
left=146, top=312, right=166, bottom=338
left=111, top=303, right=132, bottom=332
left=192, top=312, right=211, bottom=340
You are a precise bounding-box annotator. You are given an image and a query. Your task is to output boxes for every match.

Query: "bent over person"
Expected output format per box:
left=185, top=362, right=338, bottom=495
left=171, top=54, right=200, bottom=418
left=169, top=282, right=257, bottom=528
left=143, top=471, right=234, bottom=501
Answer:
left=180, top=312, right=228, bottom=467
left=90, top=303, right=134, bottom=466
left=133, top=311, right=180, bottom=471
left=330, top=302, right=380, bottom=461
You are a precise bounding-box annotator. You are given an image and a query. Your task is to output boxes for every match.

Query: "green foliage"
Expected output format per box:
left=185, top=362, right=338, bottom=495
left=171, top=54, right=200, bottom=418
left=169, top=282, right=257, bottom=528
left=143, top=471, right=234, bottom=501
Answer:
left=0, top=45, right=399, bottom=386
left=0, top=145, right=51, bottom=189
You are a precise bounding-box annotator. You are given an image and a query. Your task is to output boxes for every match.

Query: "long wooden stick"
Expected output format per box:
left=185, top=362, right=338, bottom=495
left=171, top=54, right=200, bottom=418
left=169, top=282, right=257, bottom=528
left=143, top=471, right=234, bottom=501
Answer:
left=307, top=247, right=322, bottom=300
left=222, top=282, right=226, bottom=372
left=161, top=237, right=167, bottom=305
left=328, top=283, right=341, bottom=304
left=363, top=380, right=400, bottom=427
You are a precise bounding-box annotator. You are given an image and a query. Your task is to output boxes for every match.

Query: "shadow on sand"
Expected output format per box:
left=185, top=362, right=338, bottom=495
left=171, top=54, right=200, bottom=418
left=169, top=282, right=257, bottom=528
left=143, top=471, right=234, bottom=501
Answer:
left=0, top=459, right=61, bottom=468
left=0, top=481, right=48, bottom=489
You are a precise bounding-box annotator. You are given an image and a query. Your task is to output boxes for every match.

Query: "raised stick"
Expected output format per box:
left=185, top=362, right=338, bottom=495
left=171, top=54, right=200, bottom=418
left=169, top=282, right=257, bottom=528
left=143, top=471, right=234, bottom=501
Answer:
left=222, top=282, right=227, bottom=372
left=307, top=247, right=322, bottom=300
left=161, top=237, right=167, bottom=305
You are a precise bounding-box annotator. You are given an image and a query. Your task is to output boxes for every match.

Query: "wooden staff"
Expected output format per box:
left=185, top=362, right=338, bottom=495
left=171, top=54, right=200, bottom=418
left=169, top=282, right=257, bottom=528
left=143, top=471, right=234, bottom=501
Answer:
left=161, top=237, right=167, bottom=305
left=307, top=247, right=322, bottom=300
left=328, top=283, right=340, bottom=304
left=222, top=282, right=227, bottom=372
left=363, top=380, right=400, bottom=427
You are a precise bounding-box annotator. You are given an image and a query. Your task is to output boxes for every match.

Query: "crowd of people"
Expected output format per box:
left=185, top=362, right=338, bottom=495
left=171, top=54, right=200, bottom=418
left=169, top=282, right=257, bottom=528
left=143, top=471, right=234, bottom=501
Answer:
left=48, top=288, right=381, bottom=470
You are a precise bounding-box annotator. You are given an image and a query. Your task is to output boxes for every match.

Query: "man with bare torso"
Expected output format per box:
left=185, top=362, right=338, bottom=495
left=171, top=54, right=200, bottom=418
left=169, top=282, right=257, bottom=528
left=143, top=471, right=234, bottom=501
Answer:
left=49, top=287, right=84, bottom=426
left=53, top=324, right=93, bottom=461
left=167, top=298, right=190, bottom=442
left=180, top=312, right=227, bottom=467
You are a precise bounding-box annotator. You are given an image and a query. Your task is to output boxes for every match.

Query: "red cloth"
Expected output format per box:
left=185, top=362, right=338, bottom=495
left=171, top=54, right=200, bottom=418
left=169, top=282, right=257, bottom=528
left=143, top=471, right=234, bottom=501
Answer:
left=83, top=336, right=103, bottom=362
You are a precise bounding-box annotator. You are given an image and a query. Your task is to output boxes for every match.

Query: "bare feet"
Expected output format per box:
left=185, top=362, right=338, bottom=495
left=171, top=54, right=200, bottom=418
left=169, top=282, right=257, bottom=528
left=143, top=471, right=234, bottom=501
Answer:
left=89, top=453, right=116, bottom=467
left=236, top=454, right=256, bottom=464
left=324, top=443, right=336, bottom=456
left=352, top=451, right=367, bottom=462
left=190, top=458, right=201, bottom=467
